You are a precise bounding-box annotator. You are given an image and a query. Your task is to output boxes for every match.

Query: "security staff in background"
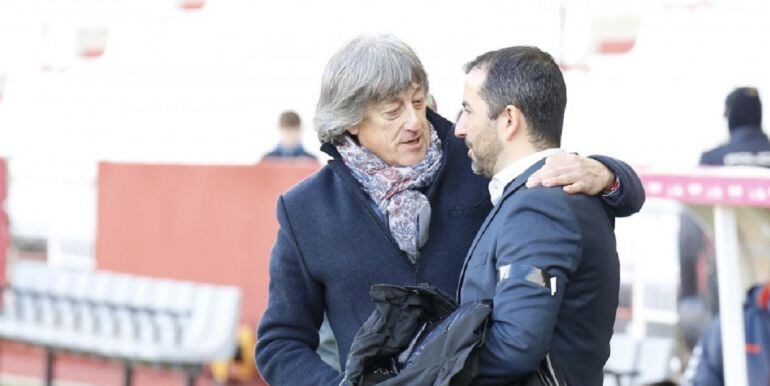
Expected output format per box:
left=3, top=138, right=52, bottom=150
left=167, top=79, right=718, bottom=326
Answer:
left=679, top=87, right=769, bottom=348
left=680, top=88, right=770, bottom=384
left=700, top=87, right=770, bottom=167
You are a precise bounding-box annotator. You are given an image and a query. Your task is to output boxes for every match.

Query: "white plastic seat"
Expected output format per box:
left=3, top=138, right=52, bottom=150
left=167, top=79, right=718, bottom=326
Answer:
left=167, top=285, right=241, bottom=364
left=7, top=262, right=54, bottom=343
left=1, top=260, right=241, bottom=368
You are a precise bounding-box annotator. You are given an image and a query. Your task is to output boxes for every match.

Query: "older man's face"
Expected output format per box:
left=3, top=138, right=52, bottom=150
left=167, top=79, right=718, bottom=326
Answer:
left=348, top=84, right=430, bottom=167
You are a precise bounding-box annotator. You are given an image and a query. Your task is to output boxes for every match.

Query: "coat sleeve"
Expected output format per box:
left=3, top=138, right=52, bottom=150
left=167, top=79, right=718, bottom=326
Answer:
left=255, top=196, right=343, bottom=386
left=686, top=317, right=725, bottom=386
left=589, top=155, right=646, bottom=218
left=476, top=188, right=582, bottom=383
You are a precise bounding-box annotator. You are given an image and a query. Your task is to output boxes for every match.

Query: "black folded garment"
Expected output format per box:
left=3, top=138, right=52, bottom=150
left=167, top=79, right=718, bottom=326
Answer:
left=342, top=284, right=567, bottom=386
left=341, top=284, right=490, bottom=386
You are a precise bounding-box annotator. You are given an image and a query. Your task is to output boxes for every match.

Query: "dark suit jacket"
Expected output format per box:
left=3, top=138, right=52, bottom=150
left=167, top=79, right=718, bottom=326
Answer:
left=458, top=158, right=620, bottom=386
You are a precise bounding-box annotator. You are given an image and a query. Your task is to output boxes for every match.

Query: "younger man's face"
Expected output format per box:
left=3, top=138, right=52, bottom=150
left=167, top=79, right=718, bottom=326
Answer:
left=455, top=67, right=503, bottom=178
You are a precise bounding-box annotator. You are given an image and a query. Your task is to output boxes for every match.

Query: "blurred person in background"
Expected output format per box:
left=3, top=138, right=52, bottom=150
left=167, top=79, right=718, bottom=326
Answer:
left=255, top=34, right=646, bottom=386
left=700, top=87, right=769, bottom=167
left=262, top=110, right=316, bottom=160
left=680, top=88, right=770, bottom=385
left=684, top=282, right=770, bottom=385
left=679, top=87, right=769, bottom=351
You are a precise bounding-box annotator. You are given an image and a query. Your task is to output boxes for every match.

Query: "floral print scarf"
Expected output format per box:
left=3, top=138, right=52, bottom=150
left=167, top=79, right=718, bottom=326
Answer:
left=336, top=124, right=443, bottom=263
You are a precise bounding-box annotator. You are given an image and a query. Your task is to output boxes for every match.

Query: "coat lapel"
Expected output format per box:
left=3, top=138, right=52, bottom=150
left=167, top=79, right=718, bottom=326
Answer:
left=456, top=159, right=547, bottom=300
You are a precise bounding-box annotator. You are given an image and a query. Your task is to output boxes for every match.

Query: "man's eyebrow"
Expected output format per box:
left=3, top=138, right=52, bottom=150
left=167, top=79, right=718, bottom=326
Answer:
left=382, top=99, right=403, bottom=109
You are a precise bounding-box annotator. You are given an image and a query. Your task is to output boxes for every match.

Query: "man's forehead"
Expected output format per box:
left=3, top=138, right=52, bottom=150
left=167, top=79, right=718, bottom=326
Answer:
left=466, top=67, right=487, bottom=88
left=381, top=84, right=425, bottom=104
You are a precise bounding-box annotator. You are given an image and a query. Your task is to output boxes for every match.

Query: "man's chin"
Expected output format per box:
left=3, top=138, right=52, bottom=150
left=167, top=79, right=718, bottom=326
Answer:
left=471, top=161, right=493, bottom=178
left=397, top=150, right=428, bottom=167
left=470, top=162, right=484, bottom=176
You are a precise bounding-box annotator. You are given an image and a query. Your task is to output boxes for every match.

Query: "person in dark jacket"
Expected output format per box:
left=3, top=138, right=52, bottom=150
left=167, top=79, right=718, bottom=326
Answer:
left=678, top=87, right=769, bottom=351
left=262, top=110, right=317, bottom=160
left=255, top=34, right=646, bottom=386
left=700, top=87, right=770, bottom=167
left=455, top=46, right=619, bottom=385
left=684, top=284, right=770, bottom=385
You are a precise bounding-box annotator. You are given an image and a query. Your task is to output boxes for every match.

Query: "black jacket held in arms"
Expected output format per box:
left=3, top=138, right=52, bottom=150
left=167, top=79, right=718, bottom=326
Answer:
left=341, top=284, right=565, bottom=386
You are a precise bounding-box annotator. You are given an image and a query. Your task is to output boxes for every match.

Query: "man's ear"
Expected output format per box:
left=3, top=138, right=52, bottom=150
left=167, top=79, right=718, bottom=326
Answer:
left=499, top=105, right=522, bottom=141
left=347, top=125, right=360, bottom=136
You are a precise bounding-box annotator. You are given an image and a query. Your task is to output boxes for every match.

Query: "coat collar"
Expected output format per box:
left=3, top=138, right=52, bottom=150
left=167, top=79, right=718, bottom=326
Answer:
left=497, top=158, right=547, bottom=206
left=469, top=158, right=546, bottom=251
left=488, top=149, right=562, bottom=206
left=729, top=126, right=769, bottom=144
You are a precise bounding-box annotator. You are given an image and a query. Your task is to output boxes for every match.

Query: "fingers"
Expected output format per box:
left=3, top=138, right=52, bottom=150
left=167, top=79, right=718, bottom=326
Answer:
left=563, top=182, right=587, bottom=195
left=527, top=166, right=567, bottom=188
left=526, top=171, right=543, bottom=188
left=541, top=172, right=582, bottom=188
left=531, top=153, right=602, bottom=191
left=545, top=152, right=580, bottom=166
left=529, top=166, right=579, bottom=188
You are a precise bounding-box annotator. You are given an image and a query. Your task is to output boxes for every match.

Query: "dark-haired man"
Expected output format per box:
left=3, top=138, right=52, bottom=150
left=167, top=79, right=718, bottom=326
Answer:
left=455, top=46, right=621, bottom=385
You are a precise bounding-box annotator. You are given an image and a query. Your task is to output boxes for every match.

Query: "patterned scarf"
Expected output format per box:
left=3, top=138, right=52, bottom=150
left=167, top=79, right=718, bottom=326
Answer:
left=336, top=124, right=443, bottom=263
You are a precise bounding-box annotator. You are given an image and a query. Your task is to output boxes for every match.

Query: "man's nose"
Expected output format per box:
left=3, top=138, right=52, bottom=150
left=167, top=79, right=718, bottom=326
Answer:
left=403, top=105, right=421, bottom=132
left=454, top=112, right=467, bottom=138
left=454, top=121, right=466, bottom=138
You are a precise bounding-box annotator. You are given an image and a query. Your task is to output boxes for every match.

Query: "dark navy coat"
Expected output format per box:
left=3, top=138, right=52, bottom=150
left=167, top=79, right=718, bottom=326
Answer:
left=255, top=109, right=644, bottom=386
left=700, top=126, right=770, bottom=167
left=459, top=159, right=620, bottom=386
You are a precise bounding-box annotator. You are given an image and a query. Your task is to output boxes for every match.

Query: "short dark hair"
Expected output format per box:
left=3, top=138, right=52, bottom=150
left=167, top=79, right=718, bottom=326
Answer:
left=279, top=111, right=301, bottom=129
left=725, top=87, right=762, bottom=130
left=464, top=46, right=566, bottom=148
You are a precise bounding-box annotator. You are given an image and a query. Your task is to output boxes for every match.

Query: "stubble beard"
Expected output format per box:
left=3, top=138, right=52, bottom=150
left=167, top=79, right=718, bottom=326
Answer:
left=469, top=131, right=503, bottom=179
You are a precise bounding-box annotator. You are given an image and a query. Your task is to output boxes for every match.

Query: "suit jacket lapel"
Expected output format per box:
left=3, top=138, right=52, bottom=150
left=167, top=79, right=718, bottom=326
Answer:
left=456, top=159, right=547, bottom=300
left=497, top=158, right=547, bottom=207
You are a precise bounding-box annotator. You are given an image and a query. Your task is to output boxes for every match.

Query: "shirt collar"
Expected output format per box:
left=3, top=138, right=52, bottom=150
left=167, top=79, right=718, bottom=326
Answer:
left=488, top=148, right=564, bottom=206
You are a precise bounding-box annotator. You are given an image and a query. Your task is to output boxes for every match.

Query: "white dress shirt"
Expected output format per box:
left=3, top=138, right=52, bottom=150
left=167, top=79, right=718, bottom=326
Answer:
left=488, top=148, right=565, bottom=206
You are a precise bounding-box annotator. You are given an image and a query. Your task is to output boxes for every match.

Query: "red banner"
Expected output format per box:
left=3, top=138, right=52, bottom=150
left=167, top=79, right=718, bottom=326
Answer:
left=0, top=158, right=6, bottom=284
left=96, top=160, right=319, bottom=326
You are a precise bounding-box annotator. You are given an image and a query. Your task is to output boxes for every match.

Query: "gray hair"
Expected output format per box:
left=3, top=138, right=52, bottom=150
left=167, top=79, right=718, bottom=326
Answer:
left=313, top=34, right=429, bottom=144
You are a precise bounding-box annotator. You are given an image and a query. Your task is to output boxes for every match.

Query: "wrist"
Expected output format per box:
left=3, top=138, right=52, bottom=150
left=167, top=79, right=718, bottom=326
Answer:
left=602, top=175, right=620, bottom=196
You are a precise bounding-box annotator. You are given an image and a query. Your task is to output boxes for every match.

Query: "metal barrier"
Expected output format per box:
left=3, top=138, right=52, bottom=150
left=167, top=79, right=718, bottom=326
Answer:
left=0, top=260, right=241, bottom=386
